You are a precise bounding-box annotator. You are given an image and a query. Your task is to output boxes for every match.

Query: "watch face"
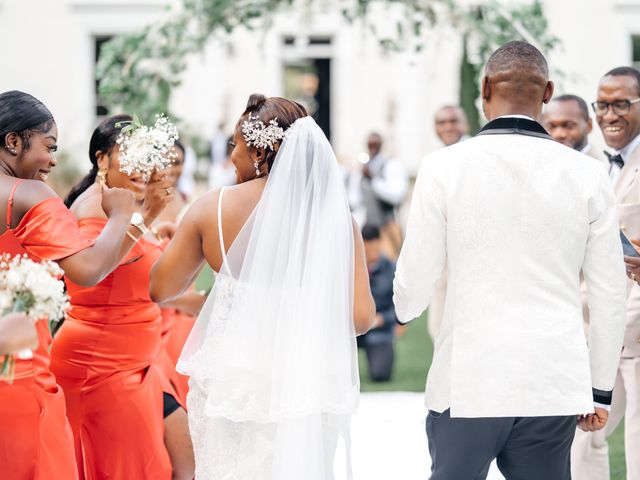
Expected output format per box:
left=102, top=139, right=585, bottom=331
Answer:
left=131, top=212, right=143, bottom=225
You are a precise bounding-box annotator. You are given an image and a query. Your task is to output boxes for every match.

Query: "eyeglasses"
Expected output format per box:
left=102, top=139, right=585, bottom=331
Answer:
left=591, top=98, right=640, bottom=115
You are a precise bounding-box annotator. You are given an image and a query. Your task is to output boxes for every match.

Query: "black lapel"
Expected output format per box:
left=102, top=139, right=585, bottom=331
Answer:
left=477, top=117, right=553, bottom=141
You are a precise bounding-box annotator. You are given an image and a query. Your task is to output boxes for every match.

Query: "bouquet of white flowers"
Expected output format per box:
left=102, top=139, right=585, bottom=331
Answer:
left=116, top=113, right=179, bottom=181
left=0, top=254, right=69, bottom=382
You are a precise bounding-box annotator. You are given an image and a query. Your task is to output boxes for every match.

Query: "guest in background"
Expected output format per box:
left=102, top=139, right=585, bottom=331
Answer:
left=428, top=105, right=470, bottom=342
left=434, top=105, right=469, bottom=146
left=357, top=224, right=398, bottom=382
left=571, top=66, right=640, bottom=480
left=542, top=94, right=607, bottom=162
left=208, top=135, right=236, bottom=190
left=176, top=142, right=197, bottom=200
left=348, top=133, right=408, bottom=259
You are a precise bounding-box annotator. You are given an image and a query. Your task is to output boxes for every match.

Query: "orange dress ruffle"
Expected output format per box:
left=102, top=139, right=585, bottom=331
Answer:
left=50, top=218, right=172, bottom=480
left=0, top=197, right=94, bottom=480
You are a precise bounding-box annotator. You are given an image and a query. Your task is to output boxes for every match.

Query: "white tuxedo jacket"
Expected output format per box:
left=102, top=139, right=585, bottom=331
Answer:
left=394, top=132, right=627, bottom=418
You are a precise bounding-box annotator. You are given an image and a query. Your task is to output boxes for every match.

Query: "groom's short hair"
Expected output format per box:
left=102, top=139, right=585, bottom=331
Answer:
left=485, top=41, right=548, bottom=79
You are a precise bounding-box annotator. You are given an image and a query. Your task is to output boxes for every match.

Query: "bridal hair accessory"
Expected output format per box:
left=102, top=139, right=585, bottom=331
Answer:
left=241, top=115, right=287, bottom=150
left=116, top=113, right=179, bottom=181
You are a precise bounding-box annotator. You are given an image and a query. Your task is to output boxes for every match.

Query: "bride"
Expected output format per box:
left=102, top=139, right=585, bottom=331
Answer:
left=150, top=94, right=375, bottom=479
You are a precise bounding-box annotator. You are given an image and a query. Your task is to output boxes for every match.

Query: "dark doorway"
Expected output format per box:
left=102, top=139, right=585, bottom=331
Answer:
left=283, top=56, right=332, bottom=141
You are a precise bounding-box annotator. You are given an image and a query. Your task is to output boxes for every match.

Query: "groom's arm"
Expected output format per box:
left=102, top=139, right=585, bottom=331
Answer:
left=393, top=158, right=446, bottom=324
left=583, top=169, right=627, bottom=407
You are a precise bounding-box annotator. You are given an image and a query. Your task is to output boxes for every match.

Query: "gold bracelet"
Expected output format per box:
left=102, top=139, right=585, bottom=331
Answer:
left=126, top=230, right=139, bottom=243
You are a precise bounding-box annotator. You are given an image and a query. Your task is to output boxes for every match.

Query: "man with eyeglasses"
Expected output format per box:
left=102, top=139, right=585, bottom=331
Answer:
left=542, top=94, right=607, bottom=162
left=571, top=66, right=640, bottom=480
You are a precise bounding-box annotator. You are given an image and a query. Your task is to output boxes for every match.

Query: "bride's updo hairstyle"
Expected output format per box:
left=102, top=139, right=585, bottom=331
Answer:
left=240, top=94, right=308, bottom=173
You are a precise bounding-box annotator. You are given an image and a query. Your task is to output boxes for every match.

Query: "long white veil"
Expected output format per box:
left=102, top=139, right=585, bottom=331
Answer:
left=178, top=116, right=358, bottom=479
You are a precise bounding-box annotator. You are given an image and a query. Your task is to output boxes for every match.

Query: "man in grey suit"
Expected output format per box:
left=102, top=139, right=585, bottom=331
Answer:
left=394, top=42, right=627, bottom=480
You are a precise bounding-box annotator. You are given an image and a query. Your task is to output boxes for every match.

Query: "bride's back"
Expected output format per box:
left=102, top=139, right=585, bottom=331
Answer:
left=198, top=179, right=266, bottom=275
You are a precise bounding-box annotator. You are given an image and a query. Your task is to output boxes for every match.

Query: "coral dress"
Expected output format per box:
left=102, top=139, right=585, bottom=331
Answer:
left=159, top=307, right=196, bottom=406
left=0, top=179, right=94, bottom=480
left=50, top=218, right=172, bottom=480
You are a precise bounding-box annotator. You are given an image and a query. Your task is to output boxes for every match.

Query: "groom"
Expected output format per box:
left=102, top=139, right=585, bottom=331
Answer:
left=393, top=41, right=627, bottom=479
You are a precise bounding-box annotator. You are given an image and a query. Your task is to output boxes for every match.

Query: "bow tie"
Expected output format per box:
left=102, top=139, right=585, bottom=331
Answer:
left=605, top=152, right=624, bottom=169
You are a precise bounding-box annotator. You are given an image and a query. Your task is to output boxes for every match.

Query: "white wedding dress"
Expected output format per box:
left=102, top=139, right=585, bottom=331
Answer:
left=177, top=117, right=359, bottom=480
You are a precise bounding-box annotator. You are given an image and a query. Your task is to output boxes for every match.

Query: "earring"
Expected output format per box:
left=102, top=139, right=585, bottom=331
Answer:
left=254, top=161, right=261, bottom=177
left=4, top=146, right=16, bottom=155
left=96, top=169, right=108, bottom=189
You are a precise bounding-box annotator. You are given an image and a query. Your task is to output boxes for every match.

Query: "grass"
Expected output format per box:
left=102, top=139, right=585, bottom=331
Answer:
left=198, top=268, right=626, bottom=476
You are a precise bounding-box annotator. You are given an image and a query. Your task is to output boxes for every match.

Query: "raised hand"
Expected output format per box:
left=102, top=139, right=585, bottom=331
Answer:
left=101, top=186, right=136, bottom=220
left=142, top=171, right=175, bottom=222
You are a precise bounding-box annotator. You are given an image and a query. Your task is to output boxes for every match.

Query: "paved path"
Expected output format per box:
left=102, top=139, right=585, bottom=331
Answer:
left=346, top=392, right=504, bottom=479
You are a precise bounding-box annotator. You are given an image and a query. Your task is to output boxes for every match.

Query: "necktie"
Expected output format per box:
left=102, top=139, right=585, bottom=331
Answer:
left=605, top=151, right=624, bottom=169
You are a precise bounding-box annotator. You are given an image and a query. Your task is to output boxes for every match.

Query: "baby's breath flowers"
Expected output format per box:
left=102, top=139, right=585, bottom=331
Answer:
left=0, top=255, right=69, bottom=382
left=116, top=113, right=179, bottom=181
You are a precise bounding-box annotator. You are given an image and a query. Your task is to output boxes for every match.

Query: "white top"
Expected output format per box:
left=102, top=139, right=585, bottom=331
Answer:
left=394, top=132, right=627, bottom=418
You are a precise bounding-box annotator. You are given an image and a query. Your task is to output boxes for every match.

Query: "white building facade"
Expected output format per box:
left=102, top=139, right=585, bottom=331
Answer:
left=0, top=0, right=638, bottom=175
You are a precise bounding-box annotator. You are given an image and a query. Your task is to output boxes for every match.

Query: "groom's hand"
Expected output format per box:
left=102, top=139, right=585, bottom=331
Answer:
left=577, top=407, right=608, bottom=432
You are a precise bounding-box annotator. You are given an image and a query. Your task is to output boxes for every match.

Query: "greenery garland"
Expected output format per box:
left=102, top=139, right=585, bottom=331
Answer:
left=97, top=0, right=559, bottom=119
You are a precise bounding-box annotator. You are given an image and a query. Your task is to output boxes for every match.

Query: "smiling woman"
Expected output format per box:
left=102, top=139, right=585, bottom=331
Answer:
left=0, top=90, right=138, bottom=479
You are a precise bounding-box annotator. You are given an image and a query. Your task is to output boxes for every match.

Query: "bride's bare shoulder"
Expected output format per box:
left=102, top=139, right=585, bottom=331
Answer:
left=188, top=181, right=260, bottom=216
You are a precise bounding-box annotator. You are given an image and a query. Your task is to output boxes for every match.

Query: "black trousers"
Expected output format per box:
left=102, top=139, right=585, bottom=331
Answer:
left=426, top=409, right=577, bottom=480
left=362, top=341, right=394, bottom=382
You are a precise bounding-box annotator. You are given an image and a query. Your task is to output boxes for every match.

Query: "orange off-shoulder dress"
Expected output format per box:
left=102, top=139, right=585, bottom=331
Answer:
left=50, top=218, right=172, bottom=480
left=0, top=179, right=94, bottom=480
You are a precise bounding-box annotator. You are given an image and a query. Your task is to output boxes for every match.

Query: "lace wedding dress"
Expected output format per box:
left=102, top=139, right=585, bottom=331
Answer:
left=177, top=117, right=359, bottom=480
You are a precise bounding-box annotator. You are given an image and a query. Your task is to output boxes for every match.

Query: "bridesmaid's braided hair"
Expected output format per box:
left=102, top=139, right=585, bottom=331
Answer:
left=239, top=94, right=308, bottom=173
left=64, top=114, right=132, bottom=208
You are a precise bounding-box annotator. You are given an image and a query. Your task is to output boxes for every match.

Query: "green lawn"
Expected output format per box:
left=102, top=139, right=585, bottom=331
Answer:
left=198, top=266, right=626, bottom=476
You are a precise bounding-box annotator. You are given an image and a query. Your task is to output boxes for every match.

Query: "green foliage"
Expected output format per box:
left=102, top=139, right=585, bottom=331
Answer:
left=97, top=0, right=559, bottom=119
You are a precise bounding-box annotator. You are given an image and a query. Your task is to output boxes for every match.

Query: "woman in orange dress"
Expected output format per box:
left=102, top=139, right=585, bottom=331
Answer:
left=50, top=114, right=184, bottom=480
left=151, top=140, right=204, bottom=478
left=0, top=90, right=137, bottom=480
left=155, top=141, right=204, bottom=405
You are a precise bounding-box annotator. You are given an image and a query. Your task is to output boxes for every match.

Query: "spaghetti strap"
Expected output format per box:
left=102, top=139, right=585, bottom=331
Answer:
left=6, top=179, right=23, bottom=229
left=217, top=187, right=232, bottom=276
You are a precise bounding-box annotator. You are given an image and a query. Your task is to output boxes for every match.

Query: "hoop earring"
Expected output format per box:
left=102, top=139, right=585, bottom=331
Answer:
left=254, top=161, right=261, bottom=177
left=97, top=169, right=108, bottom=189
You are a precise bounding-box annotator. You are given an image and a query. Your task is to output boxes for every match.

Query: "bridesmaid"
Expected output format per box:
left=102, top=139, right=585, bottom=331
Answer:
left=49, top=114, right=182, bottom=480
left=153, top=140, right=204, bottom=479
left=0, top=90, right=136, bottom=480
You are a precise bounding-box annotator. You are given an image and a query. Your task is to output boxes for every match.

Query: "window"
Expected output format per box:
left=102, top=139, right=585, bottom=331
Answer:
left=632, top=35, right=640, bottom=71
